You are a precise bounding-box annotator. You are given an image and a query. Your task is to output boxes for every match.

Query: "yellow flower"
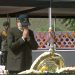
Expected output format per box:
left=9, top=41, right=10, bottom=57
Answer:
left=39, top=66, right=48, bottom=72
left=2, top=31, right=7, bottom=37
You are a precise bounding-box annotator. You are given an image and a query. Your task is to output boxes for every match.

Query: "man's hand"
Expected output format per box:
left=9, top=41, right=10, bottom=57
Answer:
left=22, top=29, right=29, bottom=39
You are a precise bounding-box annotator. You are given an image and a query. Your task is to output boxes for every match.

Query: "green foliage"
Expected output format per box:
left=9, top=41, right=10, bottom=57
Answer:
left=60, top=18, right=75, bottom=31
left=55, top=18, right=75, bottom=31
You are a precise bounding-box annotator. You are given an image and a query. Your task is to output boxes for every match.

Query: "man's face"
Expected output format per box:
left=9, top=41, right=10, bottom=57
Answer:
left=17, top=22, right=28, bottom=31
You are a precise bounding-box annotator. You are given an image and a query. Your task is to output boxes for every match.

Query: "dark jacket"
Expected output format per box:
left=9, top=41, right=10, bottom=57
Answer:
left=6, top=27, right=38, bottom=71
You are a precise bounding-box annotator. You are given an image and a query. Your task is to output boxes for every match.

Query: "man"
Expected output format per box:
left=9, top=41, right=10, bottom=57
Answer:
left=0, top=32, right=2, bottom=50
left=1, top=21, right=10, bottom=65
left=6, top=14, right=38, bottom=74
left=0, top=32, right=2, bottom=65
